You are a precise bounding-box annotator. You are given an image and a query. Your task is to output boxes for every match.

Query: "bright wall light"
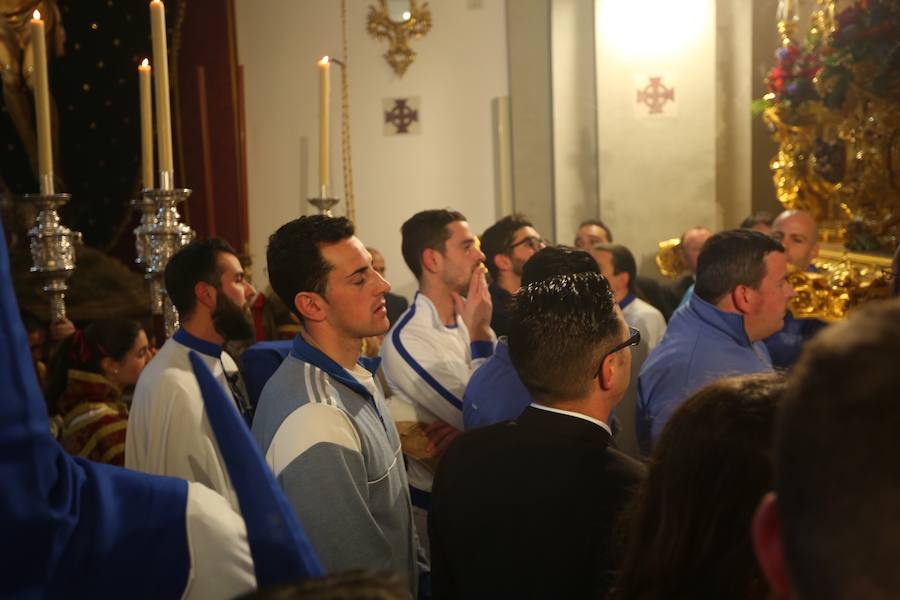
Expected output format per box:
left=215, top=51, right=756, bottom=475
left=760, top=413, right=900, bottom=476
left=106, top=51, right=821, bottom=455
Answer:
left=597, top=0, right=708, bottom=60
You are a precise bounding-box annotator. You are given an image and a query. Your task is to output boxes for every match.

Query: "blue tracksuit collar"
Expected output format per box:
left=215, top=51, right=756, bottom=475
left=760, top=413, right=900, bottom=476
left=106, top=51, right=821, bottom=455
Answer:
left=290, top=334, right=380, bottom=400
left=173, top=328, right=222, bottom=358
left=619, top=293, right=636, bottom=310
left=686, top=294, right=753, bottom=347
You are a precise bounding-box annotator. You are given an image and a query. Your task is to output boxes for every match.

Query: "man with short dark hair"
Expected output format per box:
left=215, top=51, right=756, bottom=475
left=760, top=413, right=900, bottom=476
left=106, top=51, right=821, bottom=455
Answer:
left=480, top=214, right=545, bottom=337
left=380, top=208, right=494, bottom=551
left=463, top=246, right=599, bottom=430
left=592, top=243, right=666, bottom=349
left=252, top=215, right=421, bottom=595
left=753, top=300, right=900, bottom=600
left=127, top=238, right=257, bottom=511
left=636, top=229, right=795, bottom=455
left=430, top=272, right=644, bottom=599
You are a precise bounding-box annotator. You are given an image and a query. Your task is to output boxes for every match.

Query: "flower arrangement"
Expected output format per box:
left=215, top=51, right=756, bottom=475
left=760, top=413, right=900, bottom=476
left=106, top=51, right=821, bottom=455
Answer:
left=752, top=40, right=822, bottom=121
left=818, top=0, right=900, bottom=108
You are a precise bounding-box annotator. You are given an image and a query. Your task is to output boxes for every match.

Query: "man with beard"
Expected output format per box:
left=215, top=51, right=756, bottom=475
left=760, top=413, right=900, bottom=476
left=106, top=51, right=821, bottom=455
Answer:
left=126, top=238, right=256, bottom=513
left=380, top=209, right=494, bottom=555
left=252, top=216, right=422, bottom=595
left=480, top=214, right=545, bottom=337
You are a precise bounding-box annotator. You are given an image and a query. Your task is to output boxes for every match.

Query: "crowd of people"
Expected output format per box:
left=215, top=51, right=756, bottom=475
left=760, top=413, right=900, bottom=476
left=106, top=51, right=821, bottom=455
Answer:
left=4, top=205, right=900, bottom=599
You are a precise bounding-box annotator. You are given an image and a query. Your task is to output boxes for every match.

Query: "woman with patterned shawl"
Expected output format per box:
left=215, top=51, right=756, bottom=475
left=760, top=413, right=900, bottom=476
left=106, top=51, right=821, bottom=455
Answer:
left=43, top=318, right=152, bottom=465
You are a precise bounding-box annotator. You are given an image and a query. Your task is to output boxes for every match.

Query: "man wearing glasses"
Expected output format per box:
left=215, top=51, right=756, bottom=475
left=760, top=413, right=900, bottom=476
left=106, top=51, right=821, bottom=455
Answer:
left=430, top=272, right=644, bottom=599
left=479, top=214, right=546, bottom=337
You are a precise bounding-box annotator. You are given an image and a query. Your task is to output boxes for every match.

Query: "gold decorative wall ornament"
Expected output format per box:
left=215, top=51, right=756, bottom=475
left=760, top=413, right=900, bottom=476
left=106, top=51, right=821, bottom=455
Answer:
left=366, top=0, right=431, bottom=77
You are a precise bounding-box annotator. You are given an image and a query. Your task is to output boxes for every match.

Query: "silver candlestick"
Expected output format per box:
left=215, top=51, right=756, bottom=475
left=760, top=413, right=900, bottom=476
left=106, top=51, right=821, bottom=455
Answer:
left=132, top=191, right=162, bottom=315
left=144, top=186, right=194, bottom=337
left=308, top=197, right=340, bottom=216
left=21, top=190, right=82, bottom=322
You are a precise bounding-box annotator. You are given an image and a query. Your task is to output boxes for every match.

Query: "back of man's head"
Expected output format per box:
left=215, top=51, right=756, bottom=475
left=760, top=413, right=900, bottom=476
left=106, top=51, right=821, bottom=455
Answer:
left=165, top=238, right=239, bottom=319
left=480, top=214, right=533, bottom=279
left=508, top=272, right=620, bottom=403
left=592, top=244, right=638, bottom=295
left=521, top=245, right=599, bottom=287
left=400, top=209, right=466, bottom=280
left=774, top=300, right=900, bottom=600
left=267, top=215, right=355, bottom=321
left=694, top=229, right=784, bottom=305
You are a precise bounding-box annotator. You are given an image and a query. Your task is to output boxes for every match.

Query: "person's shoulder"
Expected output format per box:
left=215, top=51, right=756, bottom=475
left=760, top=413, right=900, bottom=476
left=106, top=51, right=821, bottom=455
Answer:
left=258, top=354, right=319, bottom=407
left=445, top=419, right=517, bottom=462
left=633, top=297, right=665, bottom=320
left=605, top=446, right=647, bottom=482
left=133, top=345, right=199, bottom=403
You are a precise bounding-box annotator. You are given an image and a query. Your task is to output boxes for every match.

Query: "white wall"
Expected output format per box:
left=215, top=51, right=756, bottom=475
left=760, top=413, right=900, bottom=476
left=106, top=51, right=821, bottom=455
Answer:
left=594, top=0, right=719, bottom=276
left=551, top=0, right=599, bottom=244
left=235, top=0, right=509, bottom=297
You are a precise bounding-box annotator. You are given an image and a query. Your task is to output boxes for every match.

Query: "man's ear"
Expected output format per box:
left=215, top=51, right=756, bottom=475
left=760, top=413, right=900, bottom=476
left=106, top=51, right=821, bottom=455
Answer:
left=752, top=492, right=793, bottom=598
left=421, top=248, right=441, bottom=275
left=732, top=284, right=754, bottom=314
left=598, top=353, right=618, bottom=392
left=810, top=241, right=820, bottom=261
left=194, top=281, right=216, bottom=310
left=493, top=253, right=512, bottom=274
left=294, top=291, right=326, bottom=323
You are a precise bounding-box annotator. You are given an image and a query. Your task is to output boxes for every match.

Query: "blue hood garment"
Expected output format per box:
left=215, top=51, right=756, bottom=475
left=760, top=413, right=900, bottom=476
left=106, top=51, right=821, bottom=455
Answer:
left=0, top=217, right=322, bottom=598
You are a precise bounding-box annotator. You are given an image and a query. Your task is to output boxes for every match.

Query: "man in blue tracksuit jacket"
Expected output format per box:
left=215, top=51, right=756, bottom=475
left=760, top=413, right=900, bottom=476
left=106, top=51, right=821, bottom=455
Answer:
left=637, top=229, right=796, bottom=455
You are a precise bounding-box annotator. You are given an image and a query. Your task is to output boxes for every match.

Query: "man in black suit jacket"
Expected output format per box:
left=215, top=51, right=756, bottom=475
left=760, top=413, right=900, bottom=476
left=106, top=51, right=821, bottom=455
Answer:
left=429, top=272, right=645, bottom=599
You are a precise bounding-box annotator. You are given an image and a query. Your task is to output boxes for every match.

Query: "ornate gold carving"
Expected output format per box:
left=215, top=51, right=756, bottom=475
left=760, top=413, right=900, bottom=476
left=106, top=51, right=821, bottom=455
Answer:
left=655, top=238, right=687, bottom=279
left=788, top=246, right=892, bottom=322
left=366, top=0, right=432, bottom=77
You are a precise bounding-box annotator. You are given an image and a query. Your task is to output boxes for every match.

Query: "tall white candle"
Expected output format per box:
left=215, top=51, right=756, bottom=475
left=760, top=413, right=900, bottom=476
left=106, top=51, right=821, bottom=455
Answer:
left=30, top=10, right=53, bottom=194
left=139, top=59, right=154, bottom=189
left=150, top=0, right=174, bottom=184
left=318, top=56, right=331, bottom=197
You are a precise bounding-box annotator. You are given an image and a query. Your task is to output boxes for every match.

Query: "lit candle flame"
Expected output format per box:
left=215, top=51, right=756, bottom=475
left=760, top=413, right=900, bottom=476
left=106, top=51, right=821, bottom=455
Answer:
left=33, top=9, right=41, bottom=19
left=320, top=56, right=330, bottom=65
left=141, top=58, right=150, bottom=67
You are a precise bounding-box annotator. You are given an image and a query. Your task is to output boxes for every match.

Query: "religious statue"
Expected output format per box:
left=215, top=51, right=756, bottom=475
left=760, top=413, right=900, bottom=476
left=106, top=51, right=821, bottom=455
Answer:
left=0, top=0, right=65, bottom=189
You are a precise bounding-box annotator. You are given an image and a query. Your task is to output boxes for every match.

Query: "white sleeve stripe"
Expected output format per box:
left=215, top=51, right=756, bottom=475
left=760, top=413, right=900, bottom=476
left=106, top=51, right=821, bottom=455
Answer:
left=266, top=403, right=362, bottom=478
left=317, top=370, right=333, bottom=407
left=304, top=363, right=319, bottom=406
left=367, top=445, right=402, bottom=485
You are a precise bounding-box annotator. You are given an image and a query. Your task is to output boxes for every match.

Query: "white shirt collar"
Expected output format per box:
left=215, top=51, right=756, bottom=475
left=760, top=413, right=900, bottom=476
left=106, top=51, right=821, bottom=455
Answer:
left=528, top=402, right=612, bottom=435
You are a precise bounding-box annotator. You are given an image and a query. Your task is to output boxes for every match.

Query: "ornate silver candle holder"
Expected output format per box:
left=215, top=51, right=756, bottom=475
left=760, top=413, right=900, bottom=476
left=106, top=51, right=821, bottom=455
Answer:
left=308, top=196, right=340, bottom=216
left=143, top=186, right=194, bottom=337
left=21, top=191, right=82, bottom=322
left=131, top=191, right=157, bottom=269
